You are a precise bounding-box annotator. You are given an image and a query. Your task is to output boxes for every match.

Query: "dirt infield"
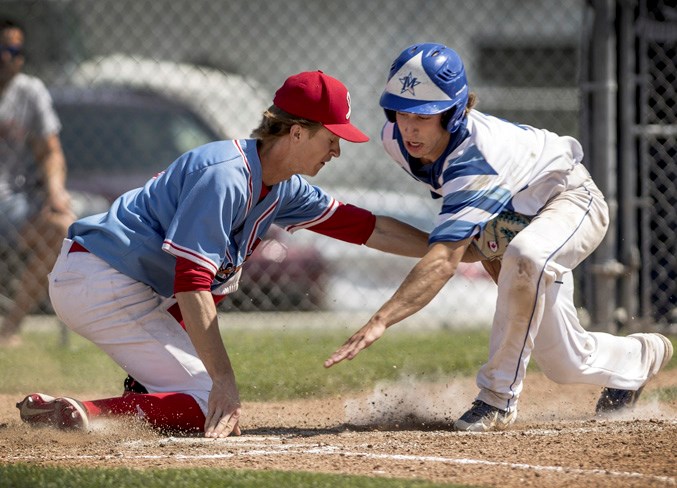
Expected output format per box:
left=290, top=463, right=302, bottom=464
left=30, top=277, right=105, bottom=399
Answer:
left=1, top=370, right=675, bottom=487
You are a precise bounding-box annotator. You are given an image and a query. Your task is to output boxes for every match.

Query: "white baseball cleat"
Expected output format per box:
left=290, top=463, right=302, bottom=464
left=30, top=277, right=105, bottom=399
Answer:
left=16, top=393, right=89, bottom=430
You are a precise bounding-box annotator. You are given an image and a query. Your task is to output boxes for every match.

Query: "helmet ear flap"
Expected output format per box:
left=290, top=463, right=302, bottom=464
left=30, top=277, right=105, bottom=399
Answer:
left=441, top=109, right=453, bottom=131
left=441, top=107, right=461, bottom=133
left=441, top=105, right=467, bottom=133
left=384, top=109, right=397, bottom=123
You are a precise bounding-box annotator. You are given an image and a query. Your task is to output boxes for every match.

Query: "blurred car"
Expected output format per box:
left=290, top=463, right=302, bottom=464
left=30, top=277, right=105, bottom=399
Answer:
left=52, top=84, right=217, bottom=203
left=71, top=54, right=270, bottom=141
left=47, top=83, right=327, bottom=312
left=223, top=225, right=327, bottom=312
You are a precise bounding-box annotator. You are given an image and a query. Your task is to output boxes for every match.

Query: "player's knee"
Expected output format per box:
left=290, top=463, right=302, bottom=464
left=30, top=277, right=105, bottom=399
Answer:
left=503, top=244, right=542, bottom=292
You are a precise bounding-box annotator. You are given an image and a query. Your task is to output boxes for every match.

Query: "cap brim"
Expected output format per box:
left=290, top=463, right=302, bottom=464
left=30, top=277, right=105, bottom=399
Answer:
left=324, top=123, right=370, bottom=143
left=379, top=91, right=455, bottom=115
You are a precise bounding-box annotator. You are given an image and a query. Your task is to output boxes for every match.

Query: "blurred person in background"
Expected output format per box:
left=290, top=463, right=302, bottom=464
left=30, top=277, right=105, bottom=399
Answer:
left=16, top=70, right=431, bottom=438
left=325, top=42, right=673, bottom=431
left=0, top=18, right=74, bottom=347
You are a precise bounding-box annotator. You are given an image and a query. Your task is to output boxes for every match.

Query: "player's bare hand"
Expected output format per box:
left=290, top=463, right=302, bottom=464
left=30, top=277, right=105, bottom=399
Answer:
left=204, top=378, right=242, bottom=438
left=324, top=321, right=386, bottom=368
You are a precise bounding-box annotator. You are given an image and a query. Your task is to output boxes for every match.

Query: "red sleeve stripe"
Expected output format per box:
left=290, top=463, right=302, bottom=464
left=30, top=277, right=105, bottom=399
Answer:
left=162, top=240, right=219, bottom=275
left=284, top=198, right=340, bottom=234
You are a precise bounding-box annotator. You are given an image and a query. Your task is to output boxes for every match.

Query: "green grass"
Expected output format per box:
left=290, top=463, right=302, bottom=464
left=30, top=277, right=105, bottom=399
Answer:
left=229, top=328, right=491, bottom=401
left=0, top=327, right=492, bottom=399
left=645, top=386, right=677, bottom=403
left=0, top=464, right=470, bottom=488
left=0, top=330, right=127, bottom=394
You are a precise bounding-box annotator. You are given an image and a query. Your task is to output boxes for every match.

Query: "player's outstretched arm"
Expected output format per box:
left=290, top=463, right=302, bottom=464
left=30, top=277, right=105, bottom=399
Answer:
left=324, top=239, right=471, bottom=368
left=177, top=290, right=241, bottom=437
left=365, top=215, right=430, bottom=257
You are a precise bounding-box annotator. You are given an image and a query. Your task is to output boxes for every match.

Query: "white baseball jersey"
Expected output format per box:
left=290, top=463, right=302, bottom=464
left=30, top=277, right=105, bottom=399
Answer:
left=69, top=139, right=339, bottom=298
left=381, top=110, right=585, bottom=244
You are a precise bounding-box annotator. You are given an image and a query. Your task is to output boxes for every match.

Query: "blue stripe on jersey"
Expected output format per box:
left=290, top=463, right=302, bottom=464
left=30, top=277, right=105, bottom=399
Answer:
left=429, top=219, right=477, bottom=243
left=440, top=186, right=512, bottom=216
left=442, top=145, right=498, bottom=180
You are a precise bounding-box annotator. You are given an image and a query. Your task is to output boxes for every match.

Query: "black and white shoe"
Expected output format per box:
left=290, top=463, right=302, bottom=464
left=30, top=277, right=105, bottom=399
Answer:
left=453, top=400, right=517, bottom=432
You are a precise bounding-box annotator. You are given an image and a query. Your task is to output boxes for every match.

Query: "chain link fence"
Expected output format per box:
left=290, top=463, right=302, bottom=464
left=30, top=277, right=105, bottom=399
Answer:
left=580, top=0, right=676, bottom=332
left=0, top=0, right=673, bottom=329
left=634, top=0, right=676, bottom=328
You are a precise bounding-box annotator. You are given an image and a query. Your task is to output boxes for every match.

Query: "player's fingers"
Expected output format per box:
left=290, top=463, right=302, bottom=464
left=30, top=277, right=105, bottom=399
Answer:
left=203, top=409, right=222, bottom=437
left=324, top=341, right=356, bottom=367
left=212, top=408, right=242, bottom=438
left=324, top=339, right=365, bottom=367
left=345, top=339, right=369, bottom=360
left=324, top=349, right=348, bottom=367
left=324, top=352, right=345, bottom=368
left=205, top=414, right=230, bottom=438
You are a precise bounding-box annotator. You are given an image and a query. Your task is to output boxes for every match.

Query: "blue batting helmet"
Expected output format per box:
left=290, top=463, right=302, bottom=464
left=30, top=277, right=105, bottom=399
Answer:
left=379, top=43, right=469, bottom=133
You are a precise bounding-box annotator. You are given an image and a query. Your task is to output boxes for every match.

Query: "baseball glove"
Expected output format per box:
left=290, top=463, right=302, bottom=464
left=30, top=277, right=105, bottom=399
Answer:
left=471, top=209, right=533, bottom=261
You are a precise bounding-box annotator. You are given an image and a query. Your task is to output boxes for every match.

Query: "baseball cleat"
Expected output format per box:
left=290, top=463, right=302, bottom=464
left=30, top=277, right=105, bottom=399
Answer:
left=595, top=387, right=643, bottom=413
left=16, top=393, right=89, bottom=430
left=453, top=400, right=517, bottom=432
left=596, top=333, right=673, bottom=415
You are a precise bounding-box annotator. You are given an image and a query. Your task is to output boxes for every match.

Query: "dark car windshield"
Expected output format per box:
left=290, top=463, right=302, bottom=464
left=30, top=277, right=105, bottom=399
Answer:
left=57, top=102, right=218, bottom=176
left=51, top=87, right=222, bottom=200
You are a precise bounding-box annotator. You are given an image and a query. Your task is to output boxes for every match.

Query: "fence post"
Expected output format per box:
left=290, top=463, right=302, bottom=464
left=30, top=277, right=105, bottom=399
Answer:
left=616, top=0, right=642, bottom=330
left=586, top=0, right=624, bottom=332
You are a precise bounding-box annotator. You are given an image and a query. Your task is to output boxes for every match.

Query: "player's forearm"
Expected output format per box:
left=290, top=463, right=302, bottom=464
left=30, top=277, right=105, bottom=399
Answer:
left=371, top=244, right=459, bottom=327
left=365, top=216, right=430, bottom=257
left=323, top=243, right=465, bottom=368
left=176, top=290, right=237, bottom=384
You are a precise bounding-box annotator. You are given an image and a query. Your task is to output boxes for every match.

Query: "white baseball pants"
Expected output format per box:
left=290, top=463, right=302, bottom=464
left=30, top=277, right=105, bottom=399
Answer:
left=48, top=240, right=211, bottom=414
left=476, top=166, right=657, bottom=412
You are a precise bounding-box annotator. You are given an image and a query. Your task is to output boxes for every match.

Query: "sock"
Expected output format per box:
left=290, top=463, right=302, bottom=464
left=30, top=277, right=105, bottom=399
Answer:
left=83, top=392, right=206, bottom=433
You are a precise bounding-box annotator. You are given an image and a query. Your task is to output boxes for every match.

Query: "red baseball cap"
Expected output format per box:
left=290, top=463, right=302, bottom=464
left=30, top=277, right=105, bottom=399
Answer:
left=273, top=71, right=369, bottom=143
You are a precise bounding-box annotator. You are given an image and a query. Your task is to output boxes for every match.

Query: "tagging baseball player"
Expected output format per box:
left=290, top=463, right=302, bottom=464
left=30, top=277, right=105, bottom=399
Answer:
left=15, top=71, right=432, bottom=437
left=324, top=43, right=673, bottom=432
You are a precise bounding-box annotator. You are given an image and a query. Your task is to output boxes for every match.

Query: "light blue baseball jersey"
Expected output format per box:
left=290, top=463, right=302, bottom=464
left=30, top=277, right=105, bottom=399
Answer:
left=381, top=110, right=585, bottom=244
left=69, top=139, right=339, bottom=297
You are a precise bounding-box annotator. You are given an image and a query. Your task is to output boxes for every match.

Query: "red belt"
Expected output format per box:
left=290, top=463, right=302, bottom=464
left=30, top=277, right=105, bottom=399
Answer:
left=69, top=241, right=90, bottom=254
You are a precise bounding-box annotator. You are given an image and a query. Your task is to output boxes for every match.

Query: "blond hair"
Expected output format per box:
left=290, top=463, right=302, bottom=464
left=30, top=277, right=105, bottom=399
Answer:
left=250, top=105, right=323, bottom=144
left=465, top=92, right=478, bottom=113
